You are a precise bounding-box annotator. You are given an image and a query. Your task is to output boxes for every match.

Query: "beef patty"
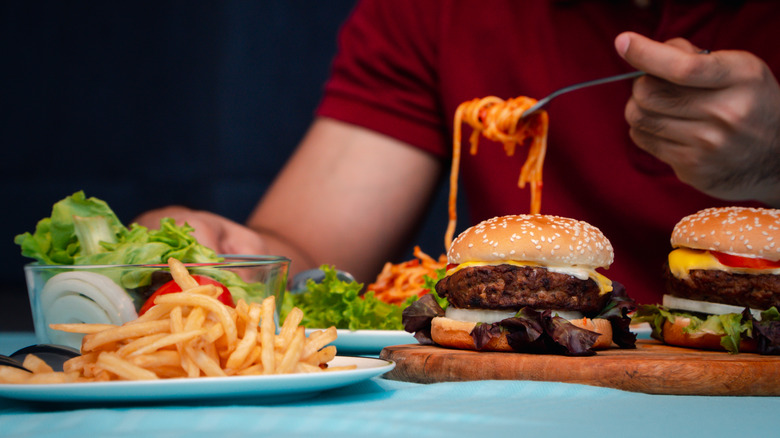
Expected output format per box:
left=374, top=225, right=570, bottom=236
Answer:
left=435, top=264, right=609, bottom=314
left=663, top=264, right=780, bottom=310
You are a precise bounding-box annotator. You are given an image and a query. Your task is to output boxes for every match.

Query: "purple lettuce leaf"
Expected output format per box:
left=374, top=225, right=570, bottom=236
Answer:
left=502, top=307, right=546, bottom=351
left=595, top=281, right=637, bottom=349
left=471, top=308, right=600, bottom=356
left=471, top=323, right=503, bottom=350
left=541, top=311, right=600, bottom=356
left=402, top=293, right=445, bottom=344
left=752, top=307, right=780, bottom=355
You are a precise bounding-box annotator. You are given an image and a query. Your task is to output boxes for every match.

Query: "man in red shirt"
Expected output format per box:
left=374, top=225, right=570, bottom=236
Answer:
left=137, top=1, right=780, bottom=304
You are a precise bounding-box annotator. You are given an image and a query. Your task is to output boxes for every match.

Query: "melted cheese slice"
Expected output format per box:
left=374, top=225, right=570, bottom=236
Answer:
left=446, top=260, right=613, bottom=295
left=668, top=247, right=780, bottom=278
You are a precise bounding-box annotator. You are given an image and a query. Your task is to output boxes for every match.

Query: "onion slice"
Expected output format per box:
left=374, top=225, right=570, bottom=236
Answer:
left=662, top=294, right=762, bottom=320
left=445, top=307, right=516, bottom=324
left=445, top=307, right=583, bottom=323
left=39, top=272, right=138, bottom=347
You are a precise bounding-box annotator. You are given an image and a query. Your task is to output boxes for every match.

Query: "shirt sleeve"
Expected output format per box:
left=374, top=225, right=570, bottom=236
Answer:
left=315, top=0, right=448, bottom=157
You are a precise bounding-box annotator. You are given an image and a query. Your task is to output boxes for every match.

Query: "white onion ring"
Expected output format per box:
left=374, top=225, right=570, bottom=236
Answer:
left=662, top=294, right=762, bottom=320
left=444, top=307, right=583, bottom=323
left=38, top=272, right=138, bottom=348
left=445, top=307, right=516, bottom=324
left=43, top=294, right=114, bottom=347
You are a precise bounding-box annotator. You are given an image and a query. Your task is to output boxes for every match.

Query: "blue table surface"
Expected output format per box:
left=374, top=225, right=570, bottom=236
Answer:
left=1, top=331, right=778, bottom=438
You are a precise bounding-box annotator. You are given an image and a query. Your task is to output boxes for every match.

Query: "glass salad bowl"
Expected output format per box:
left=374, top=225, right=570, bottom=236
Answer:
left=23, top=255, right=290, bottom=350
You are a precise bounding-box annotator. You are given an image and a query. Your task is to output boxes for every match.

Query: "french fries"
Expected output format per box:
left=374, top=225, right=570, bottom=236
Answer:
left=1, top=257, right=353, bottom=384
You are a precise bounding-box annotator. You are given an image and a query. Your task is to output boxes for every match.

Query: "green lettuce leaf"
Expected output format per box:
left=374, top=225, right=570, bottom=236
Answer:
left=632, top=304, right=676, bottom=342
left=281, top=265, right=414, bottom=330
left=423, top=267, right=449, bottom=309
left=16, top=191, right=221, bottom=281
left=15, top=191, right=126, bottom=265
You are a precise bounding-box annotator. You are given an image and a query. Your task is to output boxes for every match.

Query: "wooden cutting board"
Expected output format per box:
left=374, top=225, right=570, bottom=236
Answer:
left=379, top=340, right=780, bottom=396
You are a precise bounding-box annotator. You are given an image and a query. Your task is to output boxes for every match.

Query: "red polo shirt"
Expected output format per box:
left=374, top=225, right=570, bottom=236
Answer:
left=316, top=0, right=778, bottom=304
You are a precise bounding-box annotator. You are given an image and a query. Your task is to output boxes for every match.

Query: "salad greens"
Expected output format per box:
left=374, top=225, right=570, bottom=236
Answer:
left=15, top=191, right=265, bottom=304
left=281, top=265, right=422, bottom=330
left=15, top=191, right=220, bottom=267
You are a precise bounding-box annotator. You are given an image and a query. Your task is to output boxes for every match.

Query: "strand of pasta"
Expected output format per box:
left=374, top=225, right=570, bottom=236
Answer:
left=368, top=96, right=549, bottom=303
left=367, top=246, right=447, bottom=305
left=446, top=96, right=549, bottom=249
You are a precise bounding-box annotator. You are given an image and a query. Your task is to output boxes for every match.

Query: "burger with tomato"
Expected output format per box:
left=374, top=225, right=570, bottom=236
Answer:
left=402, top=214, right=636, bottom=356
left=633, top=206, right=780, bottom=354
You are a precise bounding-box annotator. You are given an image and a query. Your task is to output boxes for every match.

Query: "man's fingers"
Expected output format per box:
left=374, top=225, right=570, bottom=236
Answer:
left=663, top=37, right=701, bottom=53
left=626, top=104, right=724, bottom=153
left=218, top=221, right=269, bottom=255
left=615, top=32, right=724, bottom=88
left=629, top=75, right=729, bottom=120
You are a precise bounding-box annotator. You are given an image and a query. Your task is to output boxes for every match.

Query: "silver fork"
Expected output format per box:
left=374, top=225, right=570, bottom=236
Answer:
left=521, top=70, right=644, bottom=118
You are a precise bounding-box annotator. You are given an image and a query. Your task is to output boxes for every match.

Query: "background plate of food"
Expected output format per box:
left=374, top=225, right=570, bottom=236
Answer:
left=285, top=251, right=446, bottom=355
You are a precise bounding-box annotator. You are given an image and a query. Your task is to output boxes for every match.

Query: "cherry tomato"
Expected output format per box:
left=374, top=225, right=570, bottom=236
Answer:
left=139, top=275, right=235, bottom=315
left=712, top=251, right=780, bottom=269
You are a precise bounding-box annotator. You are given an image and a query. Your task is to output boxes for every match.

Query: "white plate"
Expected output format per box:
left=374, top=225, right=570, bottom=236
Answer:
left=0, top=356, right=394, bottom=404
left=307, top=329, right=417, bottom=354
left=630, top=322, right=652, bottom=339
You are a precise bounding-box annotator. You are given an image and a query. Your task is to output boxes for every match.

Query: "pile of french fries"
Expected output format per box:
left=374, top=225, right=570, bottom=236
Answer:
left=0, top=258, right=353, bottom=384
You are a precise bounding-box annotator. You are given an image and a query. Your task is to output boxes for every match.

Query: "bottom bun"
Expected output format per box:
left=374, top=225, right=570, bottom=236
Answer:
left=662, top=318, right=757, bottom=352
left=430, top=317, right=513, bottom=351
left=569, top=317, right=614, bottom=349
left=430, top=316, right=614, bottom=352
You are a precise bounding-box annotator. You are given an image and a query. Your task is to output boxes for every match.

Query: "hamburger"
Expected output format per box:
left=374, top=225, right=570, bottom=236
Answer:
left=402, top=215, right=636, bottom=356
left=633, top=206, right=780, bottom=354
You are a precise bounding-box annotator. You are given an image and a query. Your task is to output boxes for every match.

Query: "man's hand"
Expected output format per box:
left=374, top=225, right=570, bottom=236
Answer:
left=615, top=31, right=780, bottom=206
left=133, top=206, right=268, bottom=255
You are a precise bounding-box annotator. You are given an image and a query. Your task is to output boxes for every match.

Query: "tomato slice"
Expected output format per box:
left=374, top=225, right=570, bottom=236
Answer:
left=446, top=263, right=458, bottom=271
left=712, top=251, right=780, bottom=269
left=139, top=275, right=235, bottom=315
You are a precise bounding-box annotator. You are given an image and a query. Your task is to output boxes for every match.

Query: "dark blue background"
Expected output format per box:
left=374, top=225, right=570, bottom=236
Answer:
left=0, top=2, right=455, bottom=331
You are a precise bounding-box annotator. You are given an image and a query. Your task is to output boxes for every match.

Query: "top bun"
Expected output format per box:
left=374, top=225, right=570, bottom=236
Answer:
left=671, top=207, right=780, bottom=261
left=447, top=215, right=614, bottom=269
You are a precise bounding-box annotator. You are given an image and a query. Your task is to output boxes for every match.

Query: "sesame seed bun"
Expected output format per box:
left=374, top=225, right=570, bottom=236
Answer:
left=671, top=207, right=780, bottom=261
left=447, top=214, right=614, bottom=269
